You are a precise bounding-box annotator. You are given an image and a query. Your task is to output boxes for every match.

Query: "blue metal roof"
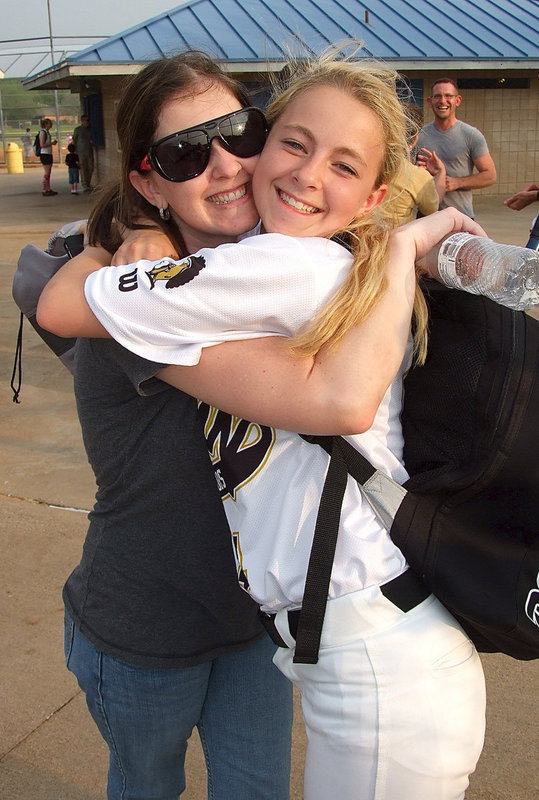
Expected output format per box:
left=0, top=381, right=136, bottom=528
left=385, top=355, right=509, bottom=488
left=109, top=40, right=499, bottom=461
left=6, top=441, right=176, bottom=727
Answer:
left=32, top=0, right=539, bottom=76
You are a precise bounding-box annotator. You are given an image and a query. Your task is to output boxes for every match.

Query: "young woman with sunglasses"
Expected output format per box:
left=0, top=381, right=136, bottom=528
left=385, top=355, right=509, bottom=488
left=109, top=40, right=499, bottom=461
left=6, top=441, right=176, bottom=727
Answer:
left=39, top=52, right=293, bottom=800
left=40, top=51, right=488, bottom=800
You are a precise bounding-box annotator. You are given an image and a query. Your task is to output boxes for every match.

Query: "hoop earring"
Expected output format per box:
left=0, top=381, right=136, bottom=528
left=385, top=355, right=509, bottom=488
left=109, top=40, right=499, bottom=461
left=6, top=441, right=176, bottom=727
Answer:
left=158, top=207, right=170, bottom=221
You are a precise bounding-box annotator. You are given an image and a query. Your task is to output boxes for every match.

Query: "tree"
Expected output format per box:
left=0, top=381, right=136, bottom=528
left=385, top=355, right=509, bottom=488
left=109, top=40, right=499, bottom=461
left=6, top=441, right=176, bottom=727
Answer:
left=0, top=78, right=79, bottom=127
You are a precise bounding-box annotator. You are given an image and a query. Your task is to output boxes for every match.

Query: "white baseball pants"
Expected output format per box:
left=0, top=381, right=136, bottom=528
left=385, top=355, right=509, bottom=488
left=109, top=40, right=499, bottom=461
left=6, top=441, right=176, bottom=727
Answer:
left=273, top=588, right=486, bottom=800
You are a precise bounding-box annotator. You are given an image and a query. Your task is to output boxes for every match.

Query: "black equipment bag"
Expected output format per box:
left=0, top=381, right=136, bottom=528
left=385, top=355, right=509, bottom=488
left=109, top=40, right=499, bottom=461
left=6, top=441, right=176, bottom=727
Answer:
left=296, top=281, right=539, bottom=663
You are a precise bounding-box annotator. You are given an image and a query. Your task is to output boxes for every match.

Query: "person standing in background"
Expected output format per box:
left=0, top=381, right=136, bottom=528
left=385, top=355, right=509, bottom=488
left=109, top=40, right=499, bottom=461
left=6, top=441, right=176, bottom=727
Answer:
left=417, top=78, right=496, bottom=218
left=21, top=128, right=33, bottom=160
left=65, top=143, right=80, bottom=195
left=386, top=103, right=446, bottom=226
left=72, top=114, right=94, bottom=192
left=38, top=118, right=58, bottom=196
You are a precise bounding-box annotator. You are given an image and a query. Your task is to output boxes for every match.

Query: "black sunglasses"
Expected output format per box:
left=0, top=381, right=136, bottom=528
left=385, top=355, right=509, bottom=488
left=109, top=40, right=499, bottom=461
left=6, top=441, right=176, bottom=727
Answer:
left=142, top=107, right=268, bottom=183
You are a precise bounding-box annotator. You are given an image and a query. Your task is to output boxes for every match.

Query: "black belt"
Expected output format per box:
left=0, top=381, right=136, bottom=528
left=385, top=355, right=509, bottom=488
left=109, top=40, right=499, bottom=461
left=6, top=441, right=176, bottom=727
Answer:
left=258, top=569, right=430, bottom=649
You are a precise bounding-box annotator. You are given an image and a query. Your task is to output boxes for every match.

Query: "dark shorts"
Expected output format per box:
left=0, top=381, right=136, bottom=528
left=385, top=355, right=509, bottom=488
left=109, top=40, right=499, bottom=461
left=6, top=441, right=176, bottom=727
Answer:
left=40, top=154, right=53, bottom=165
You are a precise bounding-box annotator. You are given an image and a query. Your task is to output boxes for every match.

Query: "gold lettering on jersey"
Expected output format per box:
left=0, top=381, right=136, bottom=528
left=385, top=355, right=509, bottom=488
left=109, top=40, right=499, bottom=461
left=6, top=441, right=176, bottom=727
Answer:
left=198, top=403, right=276, bottom=501
left=231, top=531, right=250, bottom=592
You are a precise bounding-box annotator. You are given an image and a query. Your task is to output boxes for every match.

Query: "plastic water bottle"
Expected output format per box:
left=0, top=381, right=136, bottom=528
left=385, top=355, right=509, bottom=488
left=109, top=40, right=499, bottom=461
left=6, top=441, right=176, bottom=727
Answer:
left=438, top=233, right=539, bottom=310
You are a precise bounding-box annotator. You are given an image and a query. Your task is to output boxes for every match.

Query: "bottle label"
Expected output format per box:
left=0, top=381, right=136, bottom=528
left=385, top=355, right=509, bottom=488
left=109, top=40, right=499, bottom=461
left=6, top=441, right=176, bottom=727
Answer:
left=438, top=233, right=479, bottom=288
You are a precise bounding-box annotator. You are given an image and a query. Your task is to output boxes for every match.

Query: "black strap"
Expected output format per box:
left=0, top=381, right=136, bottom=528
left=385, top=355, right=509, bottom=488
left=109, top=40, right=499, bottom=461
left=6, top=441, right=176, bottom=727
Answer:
left=333, top=436, right=378, bottom=485
left=293, top=436, right=349, bottom=663
left=10, top=312, right=24, bottom=403
left=294, top=435, right=382, bottom=664
left=300, top=434, right=376, bottom=486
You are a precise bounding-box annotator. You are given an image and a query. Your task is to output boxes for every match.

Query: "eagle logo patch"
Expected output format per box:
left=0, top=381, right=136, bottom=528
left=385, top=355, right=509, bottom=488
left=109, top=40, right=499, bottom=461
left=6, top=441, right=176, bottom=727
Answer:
left=145, top=255, right=206, bottom=289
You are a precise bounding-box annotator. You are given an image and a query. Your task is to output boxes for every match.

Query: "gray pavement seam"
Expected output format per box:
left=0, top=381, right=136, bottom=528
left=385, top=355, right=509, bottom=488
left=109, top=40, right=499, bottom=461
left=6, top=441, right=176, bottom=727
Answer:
left=0, top=492, right=89, bottom=514
left=0, top=691, right=83, bottom=761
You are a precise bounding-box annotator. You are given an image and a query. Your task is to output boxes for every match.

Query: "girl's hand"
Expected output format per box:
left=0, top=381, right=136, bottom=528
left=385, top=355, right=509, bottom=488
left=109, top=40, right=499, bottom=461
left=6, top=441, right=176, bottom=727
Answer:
left=112, top=226, right=178, bottom=266
left=391, top=208, right=488, bottom=278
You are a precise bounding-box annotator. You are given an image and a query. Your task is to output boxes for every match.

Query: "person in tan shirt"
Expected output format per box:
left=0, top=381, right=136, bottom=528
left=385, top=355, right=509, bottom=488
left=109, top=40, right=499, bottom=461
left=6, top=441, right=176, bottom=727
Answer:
left=387, top=104, right=445, bottom=226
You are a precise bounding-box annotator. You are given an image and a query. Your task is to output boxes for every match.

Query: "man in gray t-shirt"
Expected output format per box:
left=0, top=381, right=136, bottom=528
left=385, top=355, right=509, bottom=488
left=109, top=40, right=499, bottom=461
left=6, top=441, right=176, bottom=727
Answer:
left=72, top=114, right=94, bottom=192
left=417, top=78, right=496, bottom=218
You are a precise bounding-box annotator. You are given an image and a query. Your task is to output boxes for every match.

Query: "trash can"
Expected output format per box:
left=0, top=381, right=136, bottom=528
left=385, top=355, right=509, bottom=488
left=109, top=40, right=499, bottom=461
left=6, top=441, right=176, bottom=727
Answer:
left=6, top=142, right=24, bottom=174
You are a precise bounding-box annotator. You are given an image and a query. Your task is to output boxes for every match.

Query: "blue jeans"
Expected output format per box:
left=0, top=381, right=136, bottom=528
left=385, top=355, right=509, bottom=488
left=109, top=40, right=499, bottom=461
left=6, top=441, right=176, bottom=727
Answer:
left=64, top=614, right=292, bottom=799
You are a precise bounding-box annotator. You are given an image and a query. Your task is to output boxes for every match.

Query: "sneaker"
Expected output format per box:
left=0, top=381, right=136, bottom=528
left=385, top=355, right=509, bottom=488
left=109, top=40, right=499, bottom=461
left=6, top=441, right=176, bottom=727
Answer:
left=71, top=190, right=78, bottom=195
left=42, top=190, right=58, bottom=196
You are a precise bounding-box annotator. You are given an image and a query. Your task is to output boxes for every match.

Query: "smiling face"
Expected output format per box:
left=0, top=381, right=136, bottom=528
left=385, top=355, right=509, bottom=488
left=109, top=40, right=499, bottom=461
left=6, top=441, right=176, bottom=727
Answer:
left=427, top=81, right=461, bottom=126
left=130, top=83, right=261, bottom=253
left=252, top=84, right=388, bottom=239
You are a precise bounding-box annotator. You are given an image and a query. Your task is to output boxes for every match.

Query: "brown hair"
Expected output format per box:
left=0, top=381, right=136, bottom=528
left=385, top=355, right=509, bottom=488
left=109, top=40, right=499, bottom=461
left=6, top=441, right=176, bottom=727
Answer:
left=430, top=77, right=459, bottom=95
left=88, top=51, right=252, bottom=256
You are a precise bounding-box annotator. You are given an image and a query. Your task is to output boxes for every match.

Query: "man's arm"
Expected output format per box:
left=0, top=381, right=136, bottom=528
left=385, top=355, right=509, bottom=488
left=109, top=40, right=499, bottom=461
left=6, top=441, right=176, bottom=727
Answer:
left=445, top=152, right=497, bottom=193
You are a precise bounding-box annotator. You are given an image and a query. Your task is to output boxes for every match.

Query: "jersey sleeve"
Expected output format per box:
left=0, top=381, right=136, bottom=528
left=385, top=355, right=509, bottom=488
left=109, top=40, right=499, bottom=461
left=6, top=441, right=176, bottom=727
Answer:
left=84, top=234, right=352, bottom=365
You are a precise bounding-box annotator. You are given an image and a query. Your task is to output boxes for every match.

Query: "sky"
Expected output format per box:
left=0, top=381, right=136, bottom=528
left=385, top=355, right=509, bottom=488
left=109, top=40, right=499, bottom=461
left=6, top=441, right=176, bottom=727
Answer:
left=0, top=0, right=184, bottom=79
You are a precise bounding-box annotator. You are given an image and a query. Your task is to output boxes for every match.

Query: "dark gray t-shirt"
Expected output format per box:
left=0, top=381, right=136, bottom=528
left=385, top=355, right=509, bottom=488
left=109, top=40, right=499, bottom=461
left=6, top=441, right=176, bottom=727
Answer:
left=63, top=337, right=263, bottom=668
left=417, top=120, right=489, bottom=217
left=72, top=124, right=92, bottom=155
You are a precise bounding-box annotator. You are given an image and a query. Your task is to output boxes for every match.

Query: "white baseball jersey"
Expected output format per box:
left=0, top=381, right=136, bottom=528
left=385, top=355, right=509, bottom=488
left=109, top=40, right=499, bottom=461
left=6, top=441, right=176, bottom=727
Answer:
left=85, top=233, right=410, bottom=611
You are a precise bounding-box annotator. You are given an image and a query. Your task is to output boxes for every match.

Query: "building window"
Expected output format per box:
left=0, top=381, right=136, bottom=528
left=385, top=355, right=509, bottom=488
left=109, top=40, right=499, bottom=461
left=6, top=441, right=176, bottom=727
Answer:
left=398, top=78, right=424, bottom=107
left=457, top=78, right=529, bottom=90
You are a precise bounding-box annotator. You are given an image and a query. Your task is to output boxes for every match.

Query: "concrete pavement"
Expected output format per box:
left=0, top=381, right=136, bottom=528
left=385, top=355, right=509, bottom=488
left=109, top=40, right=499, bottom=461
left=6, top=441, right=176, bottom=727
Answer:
left=0, top=166, right=537, bottom=799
